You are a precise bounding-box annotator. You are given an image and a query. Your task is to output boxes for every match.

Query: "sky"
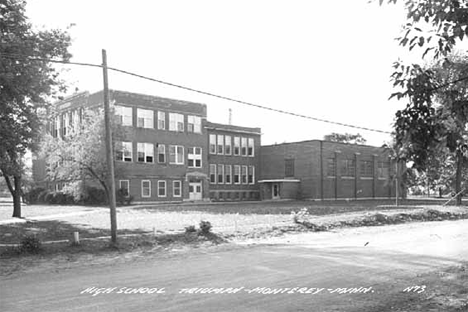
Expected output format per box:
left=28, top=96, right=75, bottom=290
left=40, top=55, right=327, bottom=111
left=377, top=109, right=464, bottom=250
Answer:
left=25, top=0, right=411, bottom=146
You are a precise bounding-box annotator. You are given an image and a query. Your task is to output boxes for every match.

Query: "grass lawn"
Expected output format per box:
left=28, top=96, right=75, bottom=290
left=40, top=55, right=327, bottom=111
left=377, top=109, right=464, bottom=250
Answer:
left=134, top=198, right=452, bottom=215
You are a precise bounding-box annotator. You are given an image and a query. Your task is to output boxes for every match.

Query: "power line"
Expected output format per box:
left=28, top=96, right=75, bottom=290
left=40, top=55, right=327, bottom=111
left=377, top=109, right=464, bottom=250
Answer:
left=2, top=52, right=393, bottom=134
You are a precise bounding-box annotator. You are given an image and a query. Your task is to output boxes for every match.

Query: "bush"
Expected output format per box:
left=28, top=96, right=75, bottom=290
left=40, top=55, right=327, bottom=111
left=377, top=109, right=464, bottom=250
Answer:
left=20, top=235, right=42, bottom=253
left=116, top=188, right=134, bottom=206
left=185, top=225, right=197, bottom=233
left=199, top=220, right=212, bottom=234
left=24, top=187, right=46, bottom=204
left=44, top=192, right=54, bottom=204
left=84, top=187, right=107, bottom=205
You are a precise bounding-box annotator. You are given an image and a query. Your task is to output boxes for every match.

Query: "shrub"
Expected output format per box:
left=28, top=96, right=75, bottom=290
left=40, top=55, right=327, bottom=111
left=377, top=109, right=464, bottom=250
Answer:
left=291, top=207, right=309, bottom=224
left=199, top=220, right=212, bottom=234
left=44, top=192, right=54, bottom=204
left=84, top=187, right=107, bottom=205
left=116, top=188, right=134, bottom=206
left=20, top=235, right=42, bottom=253
left=24, top=187, right=46, bottom=204
left=185, top=225, right=197, bottom=233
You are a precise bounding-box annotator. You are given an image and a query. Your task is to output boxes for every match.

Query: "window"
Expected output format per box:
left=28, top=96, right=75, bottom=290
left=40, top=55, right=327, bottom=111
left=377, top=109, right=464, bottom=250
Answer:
left=327, top=158, right=336, bottom=177
left=158, top=144, right=166, bottom=163
left=188, top=147, right=202, bottom=168
left=187, top=115, right=201, bottom=133
left=169, top=145, right=184, bottom=164
left=225, top=165, right=232, bottom=184
left=248, top=138, right=254, bottom=156
left=62, top=112, right=69, bottom=137
left=378, top=161, right=389, bottom=179
left=116, top=142, right=133, bottom=162
left=173, top=180, right=181, bottom=197
left=341, top=159, right=355, bottom=177
left=217, top=135, right=224, bottom=154
left=158, top=180, right=166, bottom=197
left=360, top=160, right=374, bottom=177
left=234, top=165, right=240, bottom=184
left=210, top=164, right=216, bottom=184
left=225, top=136, right=232, bottom=155
left=137, top=108, right=154, bottom=128
left=72, top=110, right=79, bottom=132
left=157, top=111, right=166, bottom=130
left=209, top=134, right=216, bottom=154
left=233, top=137, right=240, bottom=156
left=116, top=105, right=133, bottom=126
left=141, top=180, right=151, bottom=198
left=53, top=115, right=60, bottom=138
left=248, top=166, right=255, bottom=184
left=241, top=166, right=248, bottom=184
left=241, top=137, right=248, bottom=156
left=119, top=180, right=130, bottom=197
left=137, top=143, right=154, bottom=163
left=285, top=158, right=295, bottom=177
left=169, top=113, right=184, bottom=131
left=217, top=164, right=224, bottom=184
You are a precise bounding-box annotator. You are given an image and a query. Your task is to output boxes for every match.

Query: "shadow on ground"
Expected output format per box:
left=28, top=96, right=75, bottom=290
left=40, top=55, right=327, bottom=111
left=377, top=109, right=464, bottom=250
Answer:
left=0, top=219, right=148, bottom=244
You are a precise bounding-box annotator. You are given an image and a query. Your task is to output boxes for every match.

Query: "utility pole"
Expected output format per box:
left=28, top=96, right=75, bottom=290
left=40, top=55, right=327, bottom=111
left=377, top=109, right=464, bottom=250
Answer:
left=395, top=158, right=399, bottom=206
left=102, top=49, right=117, bottom=244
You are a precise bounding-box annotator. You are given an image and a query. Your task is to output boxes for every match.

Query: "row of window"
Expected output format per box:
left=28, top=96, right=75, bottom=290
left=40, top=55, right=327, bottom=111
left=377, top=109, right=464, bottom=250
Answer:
left=115, top=105, right=202, bottom=133
left=327, top=159, right=390, bottom=178
left=119, top=180, right=182, bottom=198
left=209, top=135, right=255, bottom=157
left=51, top=109, right=84, bottom=138
left=210, top=164, right=255, bottom=185
left=116, top=142, right=202, bottom=167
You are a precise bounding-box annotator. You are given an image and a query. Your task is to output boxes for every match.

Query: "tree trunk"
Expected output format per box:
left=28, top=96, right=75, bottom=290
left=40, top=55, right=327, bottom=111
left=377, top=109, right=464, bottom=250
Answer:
left=455, top=150, right=463, bottom=206
left=3, top=173, right=22, bottom=218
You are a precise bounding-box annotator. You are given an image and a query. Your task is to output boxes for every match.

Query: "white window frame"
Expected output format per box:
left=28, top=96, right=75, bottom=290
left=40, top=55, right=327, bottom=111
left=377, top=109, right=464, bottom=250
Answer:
left=187, top=115, right=201, bottom=133
left=209, top=134, right=216, bottom=154
left=173, top=180, right=182, bottom=197
left=234, top=137, right=240, bottom=156
left=210, top=164, right=217, bottom=184
left=137, top=143, right=154, bottom=163
left=137, top=108, right=154, bottom=129
left=119, top=180, right=130, bottom=197
left=248, top=166, right=255, bottom=184
left=248, top=138, right=255, bottom=157
left=116, top=105, right=133, bottom=126
left=158, top=144, right=166, bottom=163
left=225, top=136, right=232, bottom=155
left=158, top=180, right=167, bottom=197
left=225, top=165, right=232, bottom=184
left=141, top=180, right=151, bottom=198
left=169, top=113, right=184, bottom=132
left=217, top=135, right=224, bottom=155
left=116, top=141, right=133, bottom=162
left=157, top=111, right=166, bottom=130
left=188, top=147, right=202, bottom=168
left=241, top=165, right=248, bottom=184
left=241, top=137, right=248, bottom=156
left=169, top=145, right=184, bottom=164
left=234, top=165, right=241, bottom=184
left=217, top=164, right=224, bottom=184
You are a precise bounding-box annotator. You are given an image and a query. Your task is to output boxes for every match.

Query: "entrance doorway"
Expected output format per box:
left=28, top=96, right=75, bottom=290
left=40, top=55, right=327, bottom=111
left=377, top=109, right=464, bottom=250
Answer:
left=189, top=182, right=202, bottom=200
left=272, top=183, right=280, bottom=199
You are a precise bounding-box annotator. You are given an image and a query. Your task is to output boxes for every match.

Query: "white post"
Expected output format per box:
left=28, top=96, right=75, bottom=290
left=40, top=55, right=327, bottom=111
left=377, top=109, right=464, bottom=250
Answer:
left=72, top=231, right=80, bottom=245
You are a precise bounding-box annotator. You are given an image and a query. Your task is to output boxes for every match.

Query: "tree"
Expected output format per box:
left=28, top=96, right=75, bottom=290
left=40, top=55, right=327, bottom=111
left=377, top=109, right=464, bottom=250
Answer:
left=379, top=0, right=468, bottom=205
left=323, top=132, right=367, bottom=145
left=40, top=108, right=124, bottom=202
left=0, top=0, right=71, bottom=217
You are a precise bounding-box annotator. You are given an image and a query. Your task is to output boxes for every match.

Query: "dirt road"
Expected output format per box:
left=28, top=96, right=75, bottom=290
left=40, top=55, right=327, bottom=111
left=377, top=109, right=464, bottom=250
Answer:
left=1, top=219, right=467, bottom=311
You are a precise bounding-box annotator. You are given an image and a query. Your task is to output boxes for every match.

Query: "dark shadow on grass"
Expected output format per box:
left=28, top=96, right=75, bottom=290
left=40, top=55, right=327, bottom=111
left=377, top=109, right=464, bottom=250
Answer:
left=0, top=219, right=148, bottom=245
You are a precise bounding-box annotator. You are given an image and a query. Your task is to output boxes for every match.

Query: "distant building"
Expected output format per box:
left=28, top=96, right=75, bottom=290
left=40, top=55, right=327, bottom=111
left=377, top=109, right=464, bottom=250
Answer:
left=206, top=121, right=261, bottom=201
left=259, top=140, right=396, bottom=200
